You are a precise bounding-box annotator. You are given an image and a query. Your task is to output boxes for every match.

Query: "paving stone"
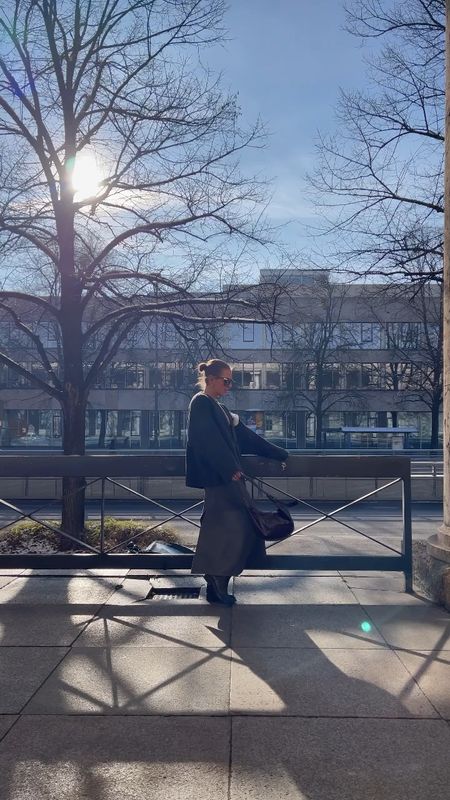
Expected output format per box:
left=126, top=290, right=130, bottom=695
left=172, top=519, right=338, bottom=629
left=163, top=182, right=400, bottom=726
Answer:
left=0, top=577, right=124, bottom=605
left=234, top=576, right=356, bottom=605
left=0, top=716, right=230, bottom=800
left=0, top=576, right=18, bottom=590
left=350, top=588, right=435, bottom=606
left=328, top=535, right=396, bottom=555
left=339, top=570, right=408, bottom=577
left=231, top=718, right=450, bottom=800
left=0, top=647, right=67, bottom=712
left=230, top=647, right=437, bottom=717
left=242, top=569, right=340, bottom=577
left=231, top=604, right=386, bottom=649
left=25, top=646, right=231, bottom=715
left=395, top=649, right=450, bottom=719
left=342, top=574, right=406, bottom=591
left=361, top=604, right=450, bottom=650
left=0, top=607, right=96, bottom=646
left=0, top=716, right=18, bottom=741
left=20, top=569, right=130, bottom=577
left=74, top=605, right=231, bottom=648
left=261, top=536, right=339, bottom=555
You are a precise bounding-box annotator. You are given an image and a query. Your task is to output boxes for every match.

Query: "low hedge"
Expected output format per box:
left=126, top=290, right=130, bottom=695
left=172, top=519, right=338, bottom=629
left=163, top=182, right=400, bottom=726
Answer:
left=0, top=516, right=178, bottom=553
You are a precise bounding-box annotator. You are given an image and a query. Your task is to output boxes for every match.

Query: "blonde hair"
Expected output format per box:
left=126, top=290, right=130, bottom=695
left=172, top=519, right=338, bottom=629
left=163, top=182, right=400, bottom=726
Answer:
left=196, top=358, right=230, bottom=388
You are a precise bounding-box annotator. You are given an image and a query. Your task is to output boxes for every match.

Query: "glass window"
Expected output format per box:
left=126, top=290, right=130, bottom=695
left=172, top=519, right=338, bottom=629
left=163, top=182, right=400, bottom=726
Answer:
left=253, top=363, right=262, bottom=389
left=361, top=323, right=375, bottom=347
left=264, top=363, right=281, bottom=389
left=148, top=365, right=163, bottom=389
left=345, top=364, right=361, bottom=389
left=165, top=363, right=188, bottom=389
left=282, top=363, right=303, bottom=390
left=109, top=363, right=127, bottom=388
left=383, top=363, right=413, bottom=390
left=361, top=364, right=381, bottom=388
left=264, top=413, right=284, bottom=439
left=243, top=364, right=254, bottom=388
left=231, top=364, right=243, bottom=388
left=0, top=364, right=30, bottom=388
left=386, top=322, right=423, bottom=349
left=2, top=410, right=61, bottom=447
left=282, top=363, right=294, bottom=391
left=36, top=321, right=58, bottom=347
left=0, top=364, right=8, bottom=387
left=322, top=364, right=341, bottom=389
left=305, top=363, right=316, bottom=389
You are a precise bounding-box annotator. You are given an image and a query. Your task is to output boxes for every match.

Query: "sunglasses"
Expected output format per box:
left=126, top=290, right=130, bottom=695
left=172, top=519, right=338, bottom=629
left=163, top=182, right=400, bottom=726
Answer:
left=219, top=377, right=233, bottom=386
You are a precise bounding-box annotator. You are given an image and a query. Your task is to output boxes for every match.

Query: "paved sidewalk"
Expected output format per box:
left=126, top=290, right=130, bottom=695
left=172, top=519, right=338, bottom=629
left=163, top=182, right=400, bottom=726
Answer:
left=0, top=567, right=450, bottom=799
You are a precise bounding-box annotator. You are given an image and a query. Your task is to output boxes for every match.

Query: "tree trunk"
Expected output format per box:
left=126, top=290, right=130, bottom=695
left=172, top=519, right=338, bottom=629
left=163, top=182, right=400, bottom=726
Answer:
left=59, top=250, right=86, bottom=549
left=60, top=392, right=87, bottom=550
left=296, top=411, right=306, bottom=448
left=315, top=411, right=323, bottom=448
left=98, top=410, right=106, bottom=448
left=315, top=385, right=324, bottom=448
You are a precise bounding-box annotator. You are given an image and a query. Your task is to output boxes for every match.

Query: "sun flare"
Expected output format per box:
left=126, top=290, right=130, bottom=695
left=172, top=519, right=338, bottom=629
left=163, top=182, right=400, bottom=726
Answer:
left=71, top=153, right=103, bottom=201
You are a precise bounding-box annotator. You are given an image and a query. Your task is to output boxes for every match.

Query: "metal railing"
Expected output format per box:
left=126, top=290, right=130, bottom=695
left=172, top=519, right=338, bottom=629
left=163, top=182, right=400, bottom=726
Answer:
left=0, top=454, right=412, bottom=589
left=410, top=460, right=443, bottom=477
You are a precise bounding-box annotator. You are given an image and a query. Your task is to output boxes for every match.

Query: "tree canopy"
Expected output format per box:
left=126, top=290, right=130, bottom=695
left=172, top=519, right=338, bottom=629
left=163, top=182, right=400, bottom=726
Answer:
left=309, top=0, right=444, bottom=284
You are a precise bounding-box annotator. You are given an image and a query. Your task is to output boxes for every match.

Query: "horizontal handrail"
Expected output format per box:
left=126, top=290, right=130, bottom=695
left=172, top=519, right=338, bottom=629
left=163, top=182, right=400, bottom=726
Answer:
left=0, top=453, right=411, bottom=479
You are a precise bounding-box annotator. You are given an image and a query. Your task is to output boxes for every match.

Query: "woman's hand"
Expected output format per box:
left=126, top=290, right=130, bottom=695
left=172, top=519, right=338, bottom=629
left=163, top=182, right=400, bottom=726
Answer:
left=231, top=470, right=243, bottom=481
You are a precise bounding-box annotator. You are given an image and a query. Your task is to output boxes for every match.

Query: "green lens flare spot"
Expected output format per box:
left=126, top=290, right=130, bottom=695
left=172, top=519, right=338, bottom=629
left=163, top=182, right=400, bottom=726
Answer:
left=361, top=621, right=372, bottom=633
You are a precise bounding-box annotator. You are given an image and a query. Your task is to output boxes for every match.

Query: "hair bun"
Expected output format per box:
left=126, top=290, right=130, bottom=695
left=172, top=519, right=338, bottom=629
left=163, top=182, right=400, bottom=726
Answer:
left=198, top=362, right=207, bottom=372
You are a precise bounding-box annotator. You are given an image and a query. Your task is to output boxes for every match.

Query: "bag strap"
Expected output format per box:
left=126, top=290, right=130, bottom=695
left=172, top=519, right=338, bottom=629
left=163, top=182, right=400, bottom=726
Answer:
left=243, top=473, right=298, bottom=507
left=243, top=473, right=283, bottom=506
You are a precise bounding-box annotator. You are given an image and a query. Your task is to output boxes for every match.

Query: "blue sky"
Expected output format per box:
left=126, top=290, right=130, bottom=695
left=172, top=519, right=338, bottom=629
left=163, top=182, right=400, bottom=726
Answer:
left=206, top=0, right=370, bottom=257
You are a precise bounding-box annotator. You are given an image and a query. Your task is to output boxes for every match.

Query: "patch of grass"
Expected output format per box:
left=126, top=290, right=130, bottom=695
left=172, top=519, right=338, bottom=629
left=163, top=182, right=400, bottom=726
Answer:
left=0, top=517, right=178, bottom=553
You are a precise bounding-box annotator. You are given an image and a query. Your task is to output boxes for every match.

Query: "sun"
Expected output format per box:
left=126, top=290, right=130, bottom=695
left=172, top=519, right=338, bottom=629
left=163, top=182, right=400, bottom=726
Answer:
left=70, top=152, right=103, bottom=201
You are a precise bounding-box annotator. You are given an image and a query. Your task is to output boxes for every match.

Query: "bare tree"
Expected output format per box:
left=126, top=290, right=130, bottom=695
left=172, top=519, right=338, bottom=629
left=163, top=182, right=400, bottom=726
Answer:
left=309, top=0, right=445, bottom=284
left=0, top=0, right=280, bottom=541
left=278, top=275, right=363, bottom=447
left=366, top=283, right=443, bottom=447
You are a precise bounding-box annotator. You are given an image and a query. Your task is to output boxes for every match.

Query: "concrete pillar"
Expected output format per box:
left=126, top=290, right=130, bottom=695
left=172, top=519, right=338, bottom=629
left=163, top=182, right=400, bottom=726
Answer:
left=427, top=0, right=450, bottom=566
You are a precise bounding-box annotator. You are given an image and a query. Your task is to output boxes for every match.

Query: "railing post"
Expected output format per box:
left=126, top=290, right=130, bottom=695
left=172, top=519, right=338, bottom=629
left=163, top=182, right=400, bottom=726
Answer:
left=402, top=473, right=413, bottom=592
left=100, top=478, right=106, bottom=553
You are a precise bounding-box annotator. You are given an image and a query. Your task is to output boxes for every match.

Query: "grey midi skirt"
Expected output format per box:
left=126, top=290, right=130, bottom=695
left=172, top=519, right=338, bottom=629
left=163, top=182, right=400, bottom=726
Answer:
left=191, top=480, right=267, bottom=577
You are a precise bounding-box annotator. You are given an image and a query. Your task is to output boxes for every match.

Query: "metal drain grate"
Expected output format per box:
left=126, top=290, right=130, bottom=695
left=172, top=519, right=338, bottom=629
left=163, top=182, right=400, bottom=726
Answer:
left=147, top=587, right=201, bottom=600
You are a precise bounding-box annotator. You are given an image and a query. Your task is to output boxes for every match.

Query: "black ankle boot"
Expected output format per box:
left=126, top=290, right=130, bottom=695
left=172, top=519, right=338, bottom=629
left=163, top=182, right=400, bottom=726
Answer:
left=204, top=575, right=236, bottom=606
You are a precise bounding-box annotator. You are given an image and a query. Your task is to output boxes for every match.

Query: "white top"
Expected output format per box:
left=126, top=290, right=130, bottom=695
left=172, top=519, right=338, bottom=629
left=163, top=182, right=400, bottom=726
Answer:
left=214, top=398, right=239, bottom=427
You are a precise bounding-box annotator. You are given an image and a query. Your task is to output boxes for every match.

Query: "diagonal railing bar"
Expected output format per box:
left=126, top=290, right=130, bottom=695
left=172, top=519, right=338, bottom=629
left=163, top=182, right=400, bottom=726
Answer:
left=266, top=478, right=402, bottom=555
left=0, top=476, right=103, bottom=535
left=252, top=474, right=401, bottom=526
left=99, top=479, right=204, bottom=554
left=257, top=476, right=403, bottom=554
left=0, top=496, right=101, bottom=553
left=104, top=478, right=204, bottom=527
left=102, top=501, right=204, bottom=554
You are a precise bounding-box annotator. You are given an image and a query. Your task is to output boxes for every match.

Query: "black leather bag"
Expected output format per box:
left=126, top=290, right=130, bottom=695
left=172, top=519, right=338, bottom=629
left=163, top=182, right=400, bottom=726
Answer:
left=247, top=503, right=295, bottom=541
left=244, top=476, right=295, bottom=541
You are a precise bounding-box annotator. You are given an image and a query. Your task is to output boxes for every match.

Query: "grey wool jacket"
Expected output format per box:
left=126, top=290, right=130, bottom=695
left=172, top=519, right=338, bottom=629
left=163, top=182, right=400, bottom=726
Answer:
left=185, top=392, right=289, bottom=489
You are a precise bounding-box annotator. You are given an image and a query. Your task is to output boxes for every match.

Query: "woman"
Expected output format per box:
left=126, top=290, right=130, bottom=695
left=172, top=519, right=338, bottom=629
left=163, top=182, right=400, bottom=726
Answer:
left=186, top=358, right=289, bottom=605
